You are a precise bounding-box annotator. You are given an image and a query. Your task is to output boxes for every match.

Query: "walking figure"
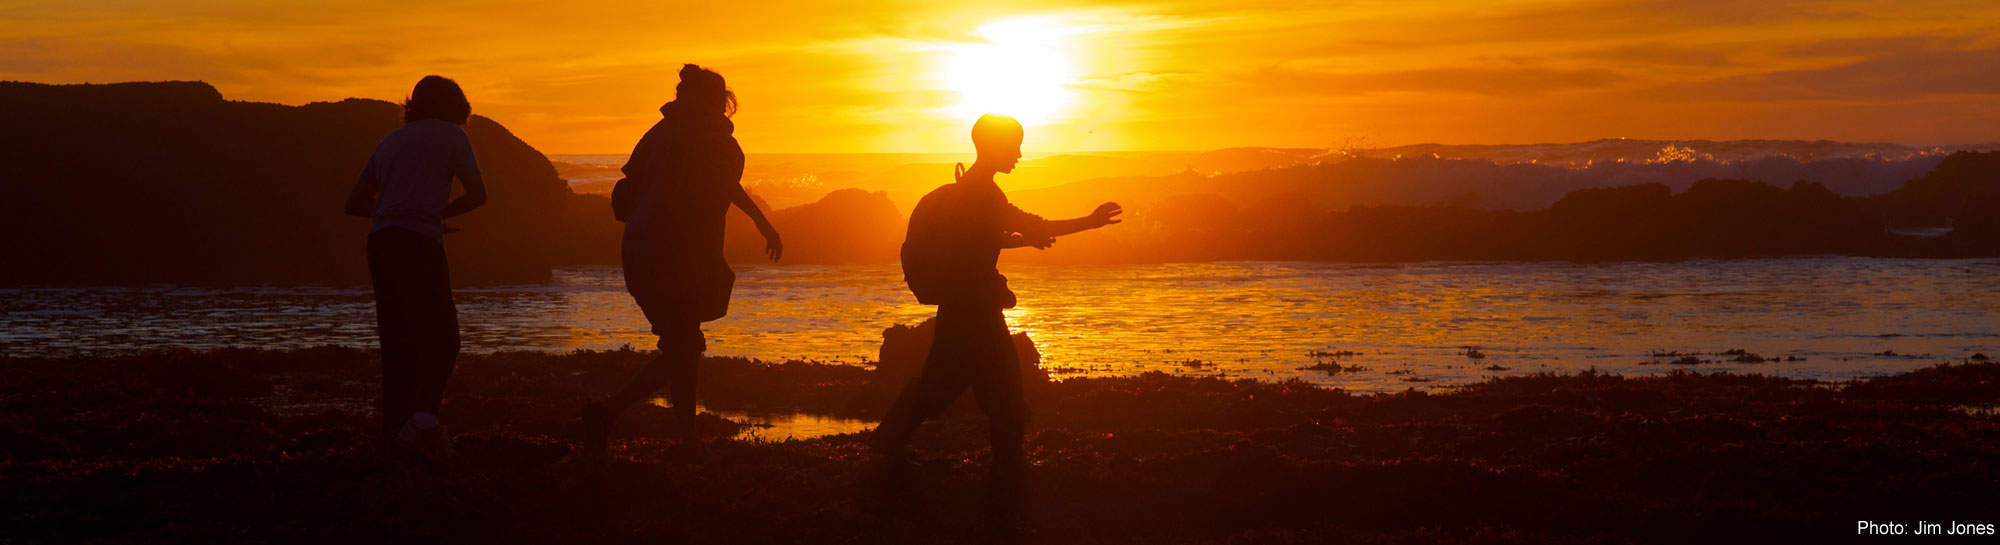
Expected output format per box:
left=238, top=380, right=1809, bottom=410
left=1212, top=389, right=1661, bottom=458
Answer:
left=870, top=113, right=1121, bottom=504
left=344, top=75, right=488, bottom=462
left=583, top=64, right=783, bottom=459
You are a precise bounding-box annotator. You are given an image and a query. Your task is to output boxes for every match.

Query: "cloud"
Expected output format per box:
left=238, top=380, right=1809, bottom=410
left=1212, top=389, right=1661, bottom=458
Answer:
left=1245, top=64, right=1627, bottom=97
left=1576, top=42, right=1743, bottom=68
left=0, top=37, right=229, bottom=80
left=1782, top=33, right=1991, bottom=59
left=2, top=0, right=1997, bottom=151
left=1650, top=45, right=2000, bottom=101
left=1072, top=71, right=1188, bottom=93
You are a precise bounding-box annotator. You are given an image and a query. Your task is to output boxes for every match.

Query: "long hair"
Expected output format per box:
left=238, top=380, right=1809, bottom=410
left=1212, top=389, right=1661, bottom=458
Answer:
left=677, top=64, right=737, bottom=117
left=402, top=75, right=471, bottom=125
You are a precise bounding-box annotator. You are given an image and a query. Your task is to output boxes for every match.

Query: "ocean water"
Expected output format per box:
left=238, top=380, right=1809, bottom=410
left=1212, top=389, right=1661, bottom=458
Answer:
left=4, top=258, right=1996, bottom=393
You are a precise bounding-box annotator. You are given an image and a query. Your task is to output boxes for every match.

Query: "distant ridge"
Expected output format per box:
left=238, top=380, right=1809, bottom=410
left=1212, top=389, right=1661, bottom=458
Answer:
left=3, top=81, right=1995, bottom=284
left=0, top=80, right=913, bottom=285
left=1340, top=138, right=1995, bottom=166
left=557, top=139, right=1992, bottom=212
left=0, top=80, right=581, bottom=285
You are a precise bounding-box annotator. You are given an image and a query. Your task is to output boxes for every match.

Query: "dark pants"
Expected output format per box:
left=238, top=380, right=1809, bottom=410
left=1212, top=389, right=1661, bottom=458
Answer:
left=367, top=227, right=460, bottom=435
left=874, top=304, right=1026, bottom=460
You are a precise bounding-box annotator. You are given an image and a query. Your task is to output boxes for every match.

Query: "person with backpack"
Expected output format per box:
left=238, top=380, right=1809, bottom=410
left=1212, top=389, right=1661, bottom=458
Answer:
left=582, top=64, right=782, bottom=459
left=869, top=113, right=1122, bottom=504
left=344, top=75, right=487, bottom=462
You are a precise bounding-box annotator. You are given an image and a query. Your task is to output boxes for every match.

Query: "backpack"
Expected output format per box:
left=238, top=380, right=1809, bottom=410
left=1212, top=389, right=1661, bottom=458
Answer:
left=900, top=170, right=955, bottom=304
left=900, top=164, right=1016, bottom=308
left=900, top=232, right=951, bottom=305
left=610, top=176, right=643, bottom=222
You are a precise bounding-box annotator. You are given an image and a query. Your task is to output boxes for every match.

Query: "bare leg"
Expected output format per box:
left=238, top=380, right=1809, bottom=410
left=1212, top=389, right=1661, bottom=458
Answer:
left=664, top=350, right=699, bottom=443
left=601, top=351, right=680, bottom=408
left=585, top=320, right=705, bottom=457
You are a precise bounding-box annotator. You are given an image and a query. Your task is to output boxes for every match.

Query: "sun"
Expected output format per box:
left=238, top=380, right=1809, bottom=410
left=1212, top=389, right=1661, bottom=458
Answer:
left=944, top=18, right=1075, bottom=126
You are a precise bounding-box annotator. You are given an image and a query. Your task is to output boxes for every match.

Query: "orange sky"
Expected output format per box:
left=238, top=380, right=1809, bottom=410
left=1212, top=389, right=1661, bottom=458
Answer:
left=4, top=0, right=1999, bottom=153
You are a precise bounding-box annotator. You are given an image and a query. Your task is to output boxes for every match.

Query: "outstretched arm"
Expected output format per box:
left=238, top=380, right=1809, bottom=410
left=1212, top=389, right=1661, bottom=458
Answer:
left=1013, top=202, right=1123, bottom=242
left=729, top=184, right=784, bottom=261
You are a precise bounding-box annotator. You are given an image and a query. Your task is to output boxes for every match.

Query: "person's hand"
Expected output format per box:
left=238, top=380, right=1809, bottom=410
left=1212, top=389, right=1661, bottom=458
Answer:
left=1092, top=202, right=1124, bottom=228
left=441, top=223, right=461, bottom=235
left=1028, top=235, right=1055, bottom=250
left=763, top=230, right=784, bottom=262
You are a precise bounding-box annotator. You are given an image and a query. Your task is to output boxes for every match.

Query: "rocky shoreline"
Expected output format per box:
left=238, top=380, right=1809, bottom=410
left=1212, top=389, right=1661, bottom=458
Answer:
left=3, top=347, right=1996, bottom=543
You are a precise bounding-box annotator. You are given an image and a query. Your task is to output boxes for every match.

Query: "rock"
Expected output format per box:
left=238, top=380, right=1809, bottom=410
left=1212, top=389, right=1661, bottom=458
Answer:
left=870, top=317, right=1049, bottom=413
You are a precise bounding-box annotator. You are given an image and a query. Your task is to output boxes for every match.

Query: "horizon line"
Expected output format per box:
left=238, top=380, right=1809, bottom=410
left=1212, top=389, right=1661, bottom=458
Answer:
left=545, top=138, right=2000, bottom=157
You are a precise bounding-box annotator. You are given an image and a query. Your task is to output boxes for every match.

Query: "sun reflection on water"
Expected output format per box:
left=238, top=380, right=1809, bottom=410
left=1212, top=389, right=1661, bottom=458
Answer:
left=647, top=399, right=876, bottom=442
left=4, top=259, right=1997, bottom=393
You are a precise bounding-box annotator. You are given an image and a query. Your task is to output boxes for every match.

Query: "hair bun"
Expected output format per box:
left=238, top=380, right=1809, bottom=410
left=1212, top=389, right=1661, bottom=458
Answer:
left=681, top=64, right=704, bottom=79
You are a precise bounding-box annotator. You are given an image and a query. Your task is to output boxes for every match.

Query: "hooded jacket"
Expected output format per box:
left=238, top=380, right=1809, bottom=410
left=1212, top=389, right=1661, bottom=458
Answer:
left=617, top=101, right=744, bottom=322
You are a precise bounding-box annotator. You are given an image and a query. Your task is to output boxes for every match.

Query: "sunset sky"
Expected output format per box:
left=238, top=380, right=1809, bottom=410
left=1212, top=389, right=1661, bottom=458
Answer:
left=4, top=0, right=1999, bottom=153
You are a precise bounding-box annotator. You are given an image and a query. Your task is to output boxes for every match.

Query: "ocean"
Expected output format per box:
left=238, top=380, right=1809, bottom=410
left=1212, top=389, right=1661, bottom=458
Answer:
left=5, top=258, right=1995, bottom=393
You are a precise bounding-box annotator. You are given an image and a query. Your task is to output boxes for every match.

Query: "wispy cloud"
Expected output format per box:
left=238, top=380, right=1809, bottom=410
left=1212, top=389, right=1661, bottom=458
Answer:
left=1, top=0, right=1997, bottom=151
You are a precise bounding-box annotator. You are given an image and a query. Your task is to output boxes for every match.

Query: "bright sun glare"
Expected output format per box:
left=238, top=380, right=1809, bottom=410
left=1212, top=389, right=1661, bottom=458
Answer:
left=945, top=18, right=1075, bottom=126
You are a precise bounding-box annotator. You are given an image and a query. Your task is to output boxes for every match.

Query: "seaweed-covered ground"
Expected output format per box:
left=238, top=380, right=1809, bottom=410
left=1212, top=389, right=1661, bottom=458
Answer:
left=3, top=347, right=1997, bottom=544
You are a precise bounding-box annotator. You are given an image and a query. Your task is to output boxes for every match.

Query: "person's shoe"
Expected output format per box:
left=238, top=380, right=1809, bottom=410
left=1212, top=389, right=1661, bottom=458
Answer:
left=396, top=420, right=456, bottom=466
left=580, top=401, right=613, bottom=461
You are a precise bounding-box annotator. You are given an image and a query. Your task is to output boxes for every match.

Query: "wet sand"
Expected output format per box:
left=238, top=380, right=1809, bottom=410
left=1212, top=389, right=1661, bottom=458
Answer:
left=3, top=347, right=1996, bottom=543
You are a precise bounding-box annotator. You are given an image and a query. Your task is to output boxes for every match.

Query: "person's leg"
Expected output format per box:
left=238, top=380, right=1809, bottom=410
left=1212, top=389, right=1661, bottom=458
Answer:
left=967, top=307, right=1026, bottom=464
left=368, top=230, right=419, bottom=437
left=966, top=307, right=1029, bottom=513
left=871, top=306, right=977, bottom=456
left=408, top=234, right=459, bottom=425
left=596, top=320, right=704, bottom=432
left=662, top=322, right=703, bottom=443
left=602, top=352, right=676, bottom=411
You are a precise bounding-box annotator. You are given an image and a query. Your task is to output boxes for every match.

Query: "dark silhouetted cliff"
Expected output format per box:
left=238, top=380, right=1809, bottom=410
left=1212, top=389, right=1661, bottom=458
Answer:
left=722, top=188, right=903, bottom=264
left=0, top=81, right=574, bottom=285
left=1869, top=151, right=2000, bottom=253
left=1009, top=169, right=1996, bottom=264
left=1008, top=152, right=1949, bottom=216
left=5, top=81, right=1994, bottom=285
left=0, top=81, right=919, bottom=285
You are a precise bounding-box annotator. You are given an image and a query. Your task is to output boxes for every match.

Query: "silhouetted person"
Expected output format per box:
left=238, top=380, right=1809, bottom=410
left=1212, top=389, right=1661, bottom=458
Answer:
left=870, top=114, right=1121, bottom=505
left=582, top=64, right=782, bottom=459
left=344, top=75, right=487, bottom=462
